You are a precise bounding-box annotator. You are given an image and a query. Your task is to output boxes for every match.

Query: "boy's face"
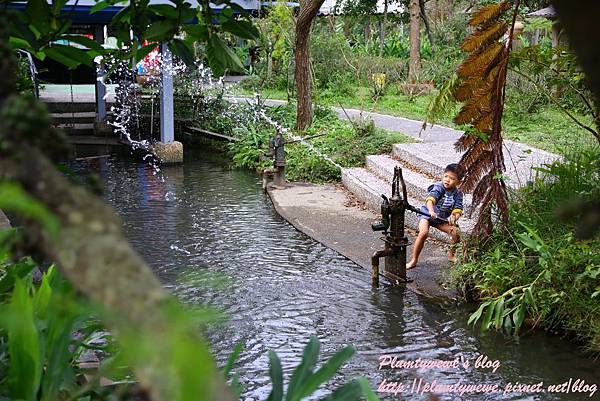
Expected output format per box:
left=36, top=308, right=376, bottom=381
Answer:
left=442, top=171, right=461, bottom=190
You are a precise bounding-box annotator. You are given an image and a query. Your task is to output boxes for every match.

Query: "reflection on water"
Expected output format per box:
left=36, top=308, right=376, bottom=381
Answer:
left=74, top=151, right=599, bottom=400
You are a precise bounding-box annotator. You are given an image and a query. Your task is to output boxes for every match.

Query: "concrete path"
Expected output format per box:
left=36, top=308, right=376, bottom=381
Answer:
left=267, top=183, right=458, bottom=300
left=231, top=97, right=460, bottom=142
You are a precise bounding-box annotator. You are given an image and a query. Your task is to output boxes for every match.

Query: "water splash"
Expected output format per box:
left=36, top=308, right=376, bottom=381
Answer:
left=238, top=94, right=342, bottom=171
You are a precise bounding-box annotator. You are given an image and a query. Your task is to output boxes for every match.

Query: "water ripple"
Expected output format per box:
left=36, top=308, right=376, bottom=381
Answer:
left=68, top=153, right=600, bottom=401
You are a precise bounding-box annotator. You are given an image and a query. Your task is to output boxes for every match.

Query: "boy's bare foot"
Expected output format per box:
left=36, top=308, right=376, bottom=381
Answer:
left=448, top=254, right=457, bottom=263
left=406, top=259, right=417, bottom=270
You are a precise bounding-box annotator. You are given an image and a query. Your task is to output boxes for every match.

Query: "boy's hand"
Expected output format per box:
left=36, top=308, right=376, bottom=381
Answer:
left=449, top=214, right=460, bottom=226
left=429, top=210, right=438, bottom=220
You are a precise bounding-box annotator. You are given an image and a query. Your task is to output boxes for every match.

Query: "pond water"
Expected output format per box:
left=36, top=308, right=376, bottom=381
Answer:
left=77, top=150, right=599, bottom=400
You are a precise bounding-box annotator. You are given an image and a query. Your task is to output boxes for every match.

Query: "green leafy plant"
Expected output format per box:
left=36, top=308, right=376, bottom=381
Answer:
left=454, top=146, right=600, bottom=350
left=0, top=266, right=114, bottom=401
left=265, top=336, right=379, bottom=401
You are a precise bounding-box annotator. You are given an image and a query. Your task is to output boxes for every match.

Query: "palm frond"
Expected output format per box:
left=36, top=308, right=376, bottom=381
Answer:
left=462, top=22, right=508, bottom=53
left=457, top=42, right=505, bottom=78
left=452, top=0, right=519, bottom=237
left=468, top=1, right=510, bottom=27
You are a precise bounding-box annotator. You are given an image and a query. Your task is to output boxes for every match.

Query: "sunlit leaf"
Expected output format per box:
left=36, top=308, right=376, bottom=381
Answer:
left=26, top=0, right=52, bottom=37
left=146, top=20, right=174, bottom=40
left=494, top=297, right=504, bottom=330
left=147, top=4, right=179, bottom=18
left=267, top=350, right=283, bottom=401
left=2, top=279, right=42, bottom=401
left=356, top=378, right=380, bottom=401
left=297, top=346, right=356, bottom=399
left=0, top=182, right=60, bottom=237
left=62, top=34, right=105, bottom=53
left=168, top=39, right=195, bottom=67
left=206, top=34, right=244, bottom=76
left=90, top=0, right=110, bottom=14
left=223, top=340, right=244, bottom=378
left=318, top=379, right=364, bottom=401
left=286, top=336, right=320, bottom=401
left=184, top=24, right=209, bottom=42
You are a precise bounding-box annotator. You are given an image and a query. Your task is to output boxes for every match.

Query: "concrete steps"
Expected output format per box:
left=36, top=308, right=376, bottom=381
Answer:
left=341, top=165, right=475, bottom=242
left=55, top=123, right=96, bottom=136
left=342, top=137, right=559, bottom=242
left=45, top=101, right=99, bottom=114
left=393, top=141, right=559, bottom=189
left=51, top=112, right=96, bottom=124
left=365, top=154, right=474, bottom=209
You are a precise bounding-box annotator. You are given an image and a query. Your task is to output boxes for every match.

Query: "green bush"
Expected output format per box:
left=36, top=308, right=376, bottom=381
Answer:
left=454, top=146, right=600, bottom=351
left=226, top=102, right=412, bottom=183
left=16, top=56, right=34, bottom=95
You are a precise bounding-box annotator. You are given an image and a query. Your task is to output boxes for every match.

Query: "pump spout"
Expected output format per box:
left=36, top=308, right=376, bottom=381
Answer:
left=371, top=249, right=394, bottom=287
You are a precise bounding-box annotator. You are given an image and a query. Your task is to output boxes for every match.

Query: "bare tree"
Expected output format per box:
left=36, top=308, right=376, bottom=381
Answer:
left=379, top=0, right=389, bottom=57
left=419, top=0, right=434, bottom=47
left=409, top=0, right=421, bottom=81
left=295, top=0, right=326, bottom=130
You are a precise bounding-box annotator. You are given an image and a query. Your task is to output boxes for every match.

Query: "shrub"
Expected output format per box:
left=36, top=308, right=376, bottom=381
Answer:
left=454, top=146, right=600, bottom=351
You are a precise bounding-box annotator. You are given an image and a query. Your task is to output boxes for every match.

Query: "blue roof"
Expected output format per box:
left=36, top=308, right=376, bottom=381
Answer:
left=8, top=1, right=261, bottom=24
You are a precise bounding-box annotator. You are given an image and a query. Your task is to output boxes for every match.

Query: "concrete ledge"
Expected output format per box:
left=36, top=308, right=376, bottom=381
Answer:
left=153, top=141, right=183, bottom=164
left=266, top=182, right=458, bottom=300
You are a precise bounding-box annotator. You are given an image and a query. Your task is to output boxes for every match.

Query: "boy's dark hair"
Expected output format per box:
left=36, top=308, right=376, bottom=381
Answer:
left=445, top=163, right=465, bottom=180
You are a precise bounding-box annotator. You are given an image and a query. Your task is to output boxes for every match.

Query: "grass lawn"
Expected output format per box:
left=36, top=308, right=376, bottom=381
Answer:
left=233, top=85, right=598, bottom=155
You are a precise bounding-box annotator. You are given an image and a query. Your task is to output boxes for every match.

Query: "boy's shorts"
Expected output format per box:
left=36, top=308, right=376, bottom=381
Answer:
left=419, top=205, right=448, bottom=228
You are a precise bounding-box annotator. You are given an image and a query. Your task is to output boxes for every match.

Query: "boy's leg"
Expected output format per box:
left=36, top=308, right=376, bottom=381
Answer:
left=435, top=223, right=460, bottom=262
left=407, top=219, right=430, bottom=269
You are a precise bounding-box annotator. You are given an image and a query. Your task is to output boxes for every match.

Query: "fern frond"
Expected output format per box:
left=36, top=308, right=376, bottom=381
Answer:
left=470, top=173, right=492, bottom=211
left=457, top=42, right=505, bottom=78
left=460, top=150, right=493, bottom=193
left=422, top=73, right=459, bottom=129
left=474, top=114, right=494, bottom=133
left=468, top=1, right=510, bottom=27
left=454, top=91, right=493, bottom=125
left=461, top=141, right=492, bottom=175
left=455, top=132, right=479, bottom=152
left=452, top=0, right=519, bottom=237
left=454, top=62, right=502, bottom=101
left=462, top=22, right=508, bottom=53
left=454, top=78, right=482, bottom=102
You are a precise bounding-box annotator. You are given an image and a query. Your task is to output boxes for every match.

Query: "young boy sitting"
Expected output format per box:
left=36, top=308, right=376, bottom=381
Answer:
left=406, top=163, right=464, bottom=269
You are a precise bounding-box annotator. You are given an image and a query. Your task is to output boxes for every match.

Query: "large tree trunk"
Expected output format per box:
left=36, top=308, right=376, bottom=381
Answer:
left=409, top=0, right=421, bottom=81
left=364, top=16, right=372, bottom=45
left=295, top=0, right=325, bottom=130
left=344, top=16, right=350, bottom=39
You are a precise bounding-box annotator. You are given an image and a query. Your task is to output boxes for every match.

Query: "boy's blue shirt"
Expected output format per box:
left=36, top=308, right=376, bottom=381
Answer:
left=425, top=181, right=464, bottom=218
